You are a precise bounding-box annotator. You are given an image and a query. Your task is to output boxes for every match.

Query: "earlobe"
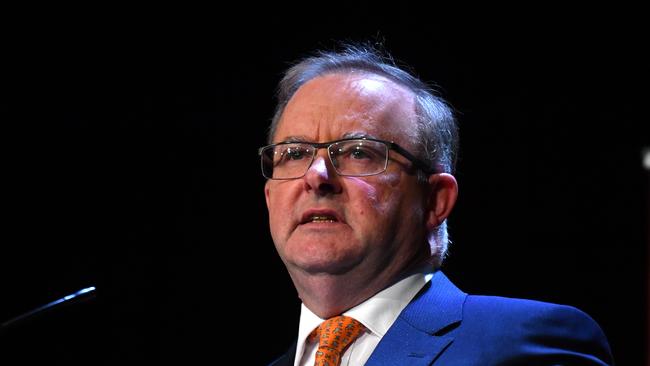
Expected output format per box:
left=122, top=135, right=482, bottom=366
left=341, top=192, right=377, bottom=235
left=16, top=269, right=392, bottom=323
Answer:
left=426, top=173, right=458, bottom=231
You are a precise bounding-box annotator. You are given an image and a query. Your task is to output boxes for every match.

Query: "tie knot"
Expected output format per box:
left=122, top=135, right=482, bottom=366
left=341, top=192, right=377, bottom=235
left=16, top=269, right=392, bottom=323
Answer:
left=310, top=315, right=365, bottom=366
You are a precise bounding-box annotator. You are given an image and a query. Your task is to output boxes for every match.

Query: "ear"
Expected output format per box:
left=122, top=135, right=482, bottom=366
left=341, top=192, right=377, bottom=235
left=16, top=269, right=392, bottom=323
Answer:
left=425, top=173, right=458, bottom=231
left=264, top=181, right=271, bottom=209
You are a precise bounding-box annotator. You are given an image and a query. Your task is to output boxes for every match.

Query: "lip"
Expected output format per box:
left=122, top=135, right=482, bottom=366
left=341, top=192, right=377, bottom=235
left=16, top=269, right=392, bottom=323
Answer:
left=299, top=208, right=345, bottom=225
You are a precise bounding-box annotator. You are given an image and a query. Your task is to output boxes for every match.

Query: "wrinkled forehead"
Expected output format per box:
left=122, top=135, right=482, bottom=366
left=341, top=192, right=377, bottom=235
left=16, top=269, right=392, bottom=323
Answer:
left=274, top=73, right=418, bottom=145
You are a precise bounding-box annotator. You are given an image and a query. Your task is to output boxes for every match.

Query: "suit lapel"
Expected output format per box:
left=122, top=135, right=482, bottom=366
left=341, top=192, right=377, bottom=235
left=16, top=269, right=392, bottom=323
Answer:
left=363, top=317, right=453, bottom=366
left=267, top=340, right=296, bottom=366
left=365, top=271, right=466, bottom=366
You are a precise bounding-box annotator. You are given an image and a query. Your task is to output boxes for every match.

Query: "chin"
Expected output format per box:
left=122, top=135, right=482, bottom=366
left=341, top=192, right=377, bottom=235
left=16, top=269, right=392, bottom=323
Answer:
left=289, top=252, right=362, bottom=275
left=297, top=262, right=355, bottom=275
left=283, top=235, right=364, bottom=273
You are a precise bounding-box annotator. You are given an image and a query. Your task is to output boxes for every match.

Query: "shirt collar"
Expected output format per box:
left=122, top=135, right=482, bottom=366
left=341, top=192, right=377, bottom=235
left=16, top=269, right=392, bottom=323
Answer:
left=294, top=266, right=434, bottom=361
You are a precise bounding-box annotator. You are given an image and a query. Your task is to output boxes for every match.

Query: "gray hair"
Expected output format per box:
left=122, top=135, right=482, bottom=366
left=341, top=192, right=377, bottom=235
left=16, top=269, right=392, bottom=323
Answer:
left=268, top=44, right=458, bottom=267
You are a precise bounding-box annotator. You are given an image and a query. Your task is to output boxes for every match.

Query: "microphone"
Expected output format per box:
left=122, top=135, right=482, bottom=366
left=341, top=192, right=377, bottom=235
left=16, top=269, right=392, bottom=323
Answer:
left=0, top=286, right=97, bottom=333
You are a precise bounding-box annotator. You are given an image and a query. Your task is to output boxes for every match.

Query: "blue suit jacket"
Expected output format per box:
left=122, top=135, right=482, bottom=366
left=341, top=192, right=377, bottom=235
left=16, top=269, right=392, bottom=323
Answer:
left=268, top=271, right=613, bottom=365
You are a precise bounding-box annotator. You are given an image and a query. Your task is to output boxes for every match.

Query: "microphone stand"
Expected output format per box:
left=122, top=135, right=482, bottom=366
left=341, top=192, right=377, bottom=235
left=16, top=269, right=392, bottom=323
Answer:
left=0, top=286, right=97, bottom=334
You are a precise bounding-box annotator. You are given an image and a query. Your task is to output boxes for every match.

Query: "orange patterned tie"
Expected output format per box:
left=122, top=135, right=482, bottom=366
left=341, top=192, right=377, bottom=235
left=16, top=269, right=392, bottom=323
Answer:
left=309, top=315, right=365, bottom=366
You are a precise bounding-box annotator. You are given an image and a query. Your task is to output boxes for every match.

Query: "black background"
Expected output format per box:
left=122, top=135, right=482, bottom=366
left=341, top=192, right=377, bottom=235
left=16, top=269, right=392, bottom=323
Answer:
left=2, top=10, right=648, bottom=365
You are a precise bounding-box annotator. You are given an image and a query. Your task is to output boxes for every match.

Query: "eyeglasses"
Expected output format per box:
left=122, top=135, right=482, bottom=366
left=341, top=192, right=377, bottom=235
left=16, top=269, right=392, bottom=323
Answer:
left=258, top=137, right=436, bottom=180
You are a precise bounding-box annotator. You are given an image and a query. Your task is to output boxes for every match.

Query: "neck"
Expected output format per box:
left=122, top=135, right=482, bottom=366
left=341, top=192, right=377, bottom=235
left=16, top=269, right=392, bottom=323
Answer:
left=288, top=259, right=429, bottom=319
left=292, top=274, right=376, bottom=318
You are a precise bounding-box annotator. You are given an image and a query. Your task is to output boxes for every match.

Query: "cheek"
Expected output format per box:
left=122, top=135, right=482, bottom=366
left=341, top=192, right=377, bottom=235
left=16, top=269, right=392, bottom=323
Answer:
left=348, top=175, right=422, bottom=235
left=266, top=185, right=291, bottom=228
left=346, top=177, right=394, bottom=217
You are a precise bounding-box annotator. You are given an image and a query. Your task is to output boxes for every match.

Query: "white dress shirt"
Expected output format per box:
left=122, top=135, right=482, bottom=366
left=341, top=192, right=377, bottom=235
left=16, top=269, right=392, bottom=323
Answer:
left=295, top=269, right=434, bottom=366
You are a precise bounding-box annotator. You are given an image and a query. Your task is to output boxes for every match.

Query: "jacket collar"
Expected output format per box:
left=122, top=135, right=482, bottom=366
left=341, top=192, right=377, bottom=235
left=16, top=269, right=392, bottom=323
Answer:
left=364, top=271, right=466, bottom=366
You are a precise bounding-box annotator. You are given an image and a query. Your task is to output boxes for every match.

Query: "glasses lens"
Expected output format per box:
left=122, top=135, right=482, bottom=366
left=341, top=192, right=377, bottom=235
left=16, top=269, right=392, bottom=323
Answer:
left=329, top=139, right=388, bottom=176
left=261, top=143, right=314, bottom=179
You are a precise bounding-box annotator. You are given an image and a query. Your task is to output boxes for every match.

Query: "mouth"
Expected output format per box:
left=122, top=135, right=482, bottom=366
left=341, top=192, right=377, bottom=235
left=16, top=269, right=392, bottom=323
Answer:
left=299, top=210, right=343, bottom=225
left=304, top=215, right=338, bottom=223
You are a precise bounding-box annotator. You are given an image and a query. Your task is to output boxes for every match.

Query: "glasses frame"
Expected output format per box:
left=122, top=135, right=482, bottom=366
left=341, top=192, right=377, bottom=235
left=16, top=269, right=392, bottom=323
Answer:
left=258, top=137, right=437, bottom=180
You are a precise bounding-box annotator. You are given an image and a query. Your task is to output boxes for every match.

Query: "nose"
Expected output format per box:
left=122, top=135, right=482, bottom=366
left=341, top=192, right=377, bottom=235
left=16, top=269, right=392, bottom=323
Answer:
left=302, top=151, right=342, bottom=195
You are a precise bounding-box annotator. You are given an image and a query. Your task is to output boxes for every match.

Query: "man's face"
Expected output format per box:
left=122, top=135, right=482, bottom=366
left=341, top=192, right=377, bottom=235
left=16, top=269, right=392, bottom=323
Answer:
left=265, top=73, right=430, bottom=281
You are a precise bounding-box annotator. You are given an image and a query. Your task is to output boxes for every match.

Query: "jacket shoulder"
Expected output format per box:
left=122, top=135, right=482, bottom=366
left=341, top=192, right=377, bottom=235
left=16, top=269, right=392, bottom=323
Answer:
left=464, top=295, right=605, bottom=332
left=456, top=295, right=614, bottom=365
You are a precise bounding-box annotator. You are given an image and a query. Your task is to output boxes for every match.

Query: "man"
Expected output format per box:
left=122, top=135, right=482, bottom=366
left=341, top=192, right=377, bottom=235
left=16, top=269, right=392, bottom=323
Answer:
left=261, top=44, right=613, bottom=365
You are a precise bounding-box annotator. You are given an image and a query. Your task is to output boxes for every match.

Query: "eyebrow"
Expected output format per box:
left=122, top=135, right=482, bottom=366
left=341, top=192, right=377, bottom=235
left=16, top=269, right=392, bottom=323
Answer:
left=278, top=132, right=381, bottom=144
left=341, top=131, right=380, bottom=140
left=274, top=135, right=312, bottom=144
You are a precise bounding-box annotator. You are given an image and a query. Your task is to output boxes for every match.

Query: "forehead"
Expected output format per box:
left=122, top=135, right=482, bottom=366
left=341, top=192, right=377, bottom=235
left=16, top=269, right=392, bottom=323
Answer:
left=274, top=73, right=417, bottom=143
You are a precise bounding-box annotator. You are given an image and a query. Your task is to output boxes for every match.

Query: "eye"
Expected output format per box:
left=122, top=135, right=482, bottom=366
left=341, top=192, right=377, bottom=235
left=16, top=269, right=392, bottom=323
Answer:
left=339, top=142, right=384, bottom=162
left=350, top=146, right=371, bottom=159
left=275, top=144, right=311, bottom=165
left=285, top=146, right=308, bottom=160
